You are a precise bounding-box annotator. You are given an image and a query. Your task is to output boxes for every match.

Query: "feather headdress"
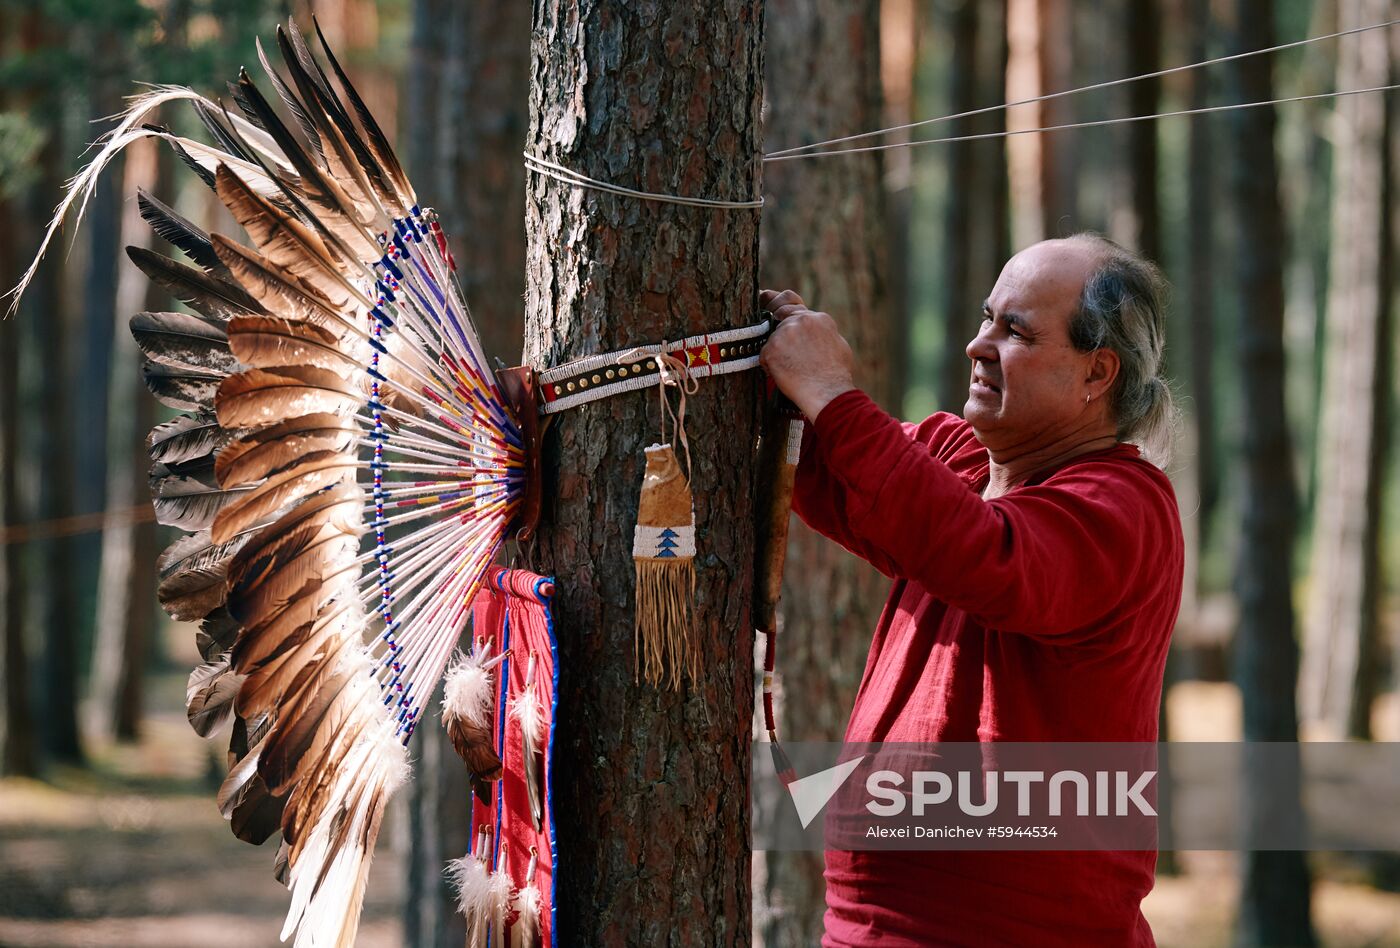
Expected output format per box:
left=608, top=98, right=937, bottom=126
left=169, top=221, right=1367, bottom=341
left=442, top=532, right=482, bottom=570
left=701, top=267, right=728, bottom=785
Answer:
left=12, top=19, right=526, bottom=946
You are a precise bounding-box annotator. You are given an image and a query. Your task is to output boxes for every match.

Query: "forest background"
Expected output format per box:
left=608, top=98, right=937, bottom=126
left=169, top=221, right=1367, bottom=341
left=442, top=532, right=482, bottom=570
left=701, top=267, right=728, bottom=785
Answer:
left=0, top=0, right=1396, bottom=945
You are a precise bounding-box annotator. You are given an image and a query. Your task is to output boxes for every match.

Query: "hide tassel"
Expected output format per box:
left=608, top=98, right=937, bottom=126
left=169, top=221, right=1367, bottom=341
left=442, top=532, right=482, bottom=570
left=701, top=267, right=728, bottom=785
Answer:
left=633, top=443, right=696, bottom=689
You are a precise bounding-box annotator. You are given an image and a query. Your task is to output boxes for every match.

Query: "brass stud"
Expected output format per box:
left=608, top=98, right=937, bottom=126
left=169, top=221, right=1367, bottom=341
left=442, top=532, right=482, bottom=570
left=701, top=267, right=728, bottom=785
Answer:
left=567, top=382, right=576, bottom=392
left=592, top=374, right=601, bottom=384
left=579, top=377, right=588, bottom=388
left=552, top=385, right=562, bottom=397
left=646, top=360, right=656, bottom=370
left=606, top=369, right=616, bottom=380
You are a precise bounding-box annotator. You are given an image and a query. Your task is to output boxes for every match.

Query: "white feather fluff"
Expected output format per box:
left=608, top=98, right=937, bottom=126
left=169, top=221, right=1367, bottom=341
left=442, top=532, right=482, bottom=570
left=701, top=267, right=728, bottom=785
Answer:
left=442, top=647, right=498, bottom=728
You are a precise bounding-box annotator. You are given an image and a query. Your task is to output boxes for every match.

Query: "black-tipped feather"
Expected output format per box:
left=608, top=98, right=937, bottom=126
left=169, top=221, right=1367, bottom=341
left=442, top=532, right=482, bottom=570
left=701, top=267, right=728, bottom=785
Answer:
left=192, top=99, right=254, bottom=164
left=197, top=607, right=241, bottom=661
left=187, top=655, right=245, bottom=737
left=153, top=127, right=219, bottom=190
left=312, top=16, right=415, bottom=207
left=140, top=361, right=226, bottom=411
left=275, top=25, right=399, bottom=216
left=157, top=528, right=254, bottom=621
left=138, top=189, right=229, bottom=277
left=131, top=311, right=239, bottom=374
left=256, top=36, right=327, bottom=168
left=151, top=466, right=251, bottom=532
left=148, top=412, right=231, bottom=467
left=126, top=246, right=265, bottom=321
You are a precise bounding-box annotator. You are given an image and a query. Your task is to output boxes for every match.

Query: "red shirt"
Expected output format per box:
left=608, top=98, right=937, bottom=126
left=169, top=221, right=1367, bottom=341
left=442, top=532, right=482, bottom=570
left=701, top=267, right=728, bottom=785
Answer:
left=793, top=391, right=1183, bottom=947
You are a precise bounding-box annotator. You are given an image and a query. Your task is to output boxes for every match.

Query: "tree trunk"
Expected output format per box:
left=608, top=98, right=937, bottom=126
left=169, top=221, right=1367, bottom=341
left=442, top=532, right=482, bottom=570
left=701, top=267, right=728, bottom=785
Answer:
left=1225, top=1, right=1315, bottom=944
left=524, top=3, right=764, bottom=942
left=88, top=137, right=160, bottom=743
left=1005, top=0, right=1074, bottom=246
left=74, top=31, right=128, bottom=675
left=436, top=1, right=530, bottom=362
left=0, top=97, right=37, bottom=778
left=1124, top=0, right=1160, bottom=263
left=1299, top=0, right=1393, bottom=742
left=937, top=0, right=980, bottom=414
left=21, top=11, right=84, bottom=767
left=977, top=0, right=1011, bottom=298
left=400, top=1, right=529, bottom=943
left=757, top=2, right=890, bottom=943
left=879, top=0, right=918, bottom=407
left=1185, top=0, right=1220, bottom=546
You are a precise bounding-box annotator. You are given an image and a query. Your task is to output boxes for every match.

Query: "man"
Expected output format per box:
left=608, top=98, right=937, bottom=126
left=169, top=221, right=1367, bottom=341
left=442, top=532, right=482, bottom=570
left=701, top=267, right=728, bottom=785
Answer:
left=759, top=234, right=1184, bottom=947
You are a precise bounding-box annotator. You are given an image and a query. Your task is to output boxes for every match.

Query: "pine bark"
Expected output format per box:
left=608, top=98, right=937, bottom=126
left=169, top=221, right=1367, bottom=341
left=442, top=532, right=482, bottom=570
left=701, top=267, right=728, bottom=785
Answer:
left=1225, top=1, right=1315, bottom=943
left=757, top=3, right=890, bottom=943
left=524, top=3, right=764, bottom=942
left=1299, top=0, right=1394, bottom=741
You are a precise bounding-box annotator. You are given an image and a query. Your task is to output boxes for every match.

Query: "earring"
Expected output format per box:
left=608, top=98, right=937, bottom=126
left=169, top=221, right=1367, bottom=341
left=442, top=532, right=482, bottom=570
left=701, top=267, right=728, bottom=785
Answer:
left=1084, top=394, right=1091, bottom=404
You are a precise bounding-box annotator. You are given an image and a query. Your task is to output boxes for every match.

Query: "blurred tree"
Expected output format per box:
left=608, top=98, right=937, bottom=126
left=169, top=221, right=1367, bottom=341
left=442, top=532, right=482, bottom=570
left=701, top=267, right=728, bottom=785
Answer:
left=1185, top=0, right=1221, bottom=547
left=1224, top=0, right=1316, bottom=944
left=758, top=0, right=890, bottom=942
left=400, top=0, right=529, bottom=944
left=1299, top=0, right=1394, bottom=742
left=523, top=2, right=764, bottom=941
left=20, top=8, right=85, bottom=767
left=1124, top=0, right=1160, bottom=264
left=880, top=0, right=917, bottom=404
left=75, top=25, right=131, bottom=665
left=89, top=134, right=168, bottom=743
left=937, top=0, right=984, bottom=414
left=1005, top=0, right=1076, bottom=247
left=0, top=98, right=40, bottom=778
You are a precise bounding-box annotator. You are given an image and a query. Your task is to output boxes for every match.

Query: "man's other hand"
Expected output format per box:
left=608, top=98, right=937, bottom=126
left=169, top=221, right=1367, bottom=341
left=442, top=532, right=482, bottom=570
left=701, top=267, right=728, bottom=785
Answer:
left=759, top=288, right=859, bottom=419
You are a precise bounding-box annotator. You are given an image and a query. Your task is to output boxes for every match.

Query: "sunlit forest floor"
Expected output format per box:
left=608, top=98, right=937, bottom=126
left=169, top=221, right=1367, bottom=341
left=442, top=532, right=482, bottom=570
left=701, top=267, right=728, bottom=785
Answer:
left=0, top=665, right=403, bottom=948
left=1, top=679, right=1397, bottom=946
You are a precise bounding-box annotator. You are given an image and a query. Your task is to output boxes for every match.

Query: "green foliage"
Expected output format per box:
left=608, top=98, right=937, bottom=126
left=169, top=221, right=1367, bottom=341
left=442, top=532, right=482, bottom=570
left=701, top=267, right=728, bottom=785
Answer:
left=0, top=0, right=280, bottom=95
left=0, top=112, right=46, bottom=200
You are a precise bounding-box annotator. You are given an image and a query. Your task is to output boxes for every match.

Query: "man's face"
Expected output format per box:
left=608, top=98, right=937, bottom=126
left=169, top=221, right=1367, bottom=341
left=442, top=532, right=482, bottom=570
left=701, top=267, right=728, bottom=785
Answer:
left=963, top=240, right=1102, bottom=451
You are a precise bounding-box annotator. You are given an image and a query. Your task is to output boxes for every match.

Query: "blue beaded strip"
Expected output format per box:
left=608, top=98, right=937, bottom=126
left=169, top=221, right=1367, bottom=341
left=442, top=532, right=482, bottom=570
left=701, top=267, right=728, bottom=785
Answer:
left=367, top=251, right=418, bottom=743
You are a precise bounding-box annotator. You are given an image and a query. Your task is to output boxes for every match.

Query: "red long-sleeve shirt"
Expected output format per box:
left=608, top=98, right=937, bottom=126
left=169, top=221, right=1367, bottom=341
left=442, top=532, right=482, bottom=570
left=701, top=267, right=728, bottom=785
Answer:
left=794, top=391, right=1183, bottom=948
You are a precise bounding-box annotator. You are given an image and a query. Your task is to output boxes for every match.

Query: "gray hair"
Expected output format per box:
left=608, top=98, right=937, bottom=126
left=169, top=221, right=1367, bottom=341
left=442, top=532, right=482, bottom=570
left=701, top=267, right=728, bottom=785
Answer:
left=1064, top=233, right=1176, bottom=466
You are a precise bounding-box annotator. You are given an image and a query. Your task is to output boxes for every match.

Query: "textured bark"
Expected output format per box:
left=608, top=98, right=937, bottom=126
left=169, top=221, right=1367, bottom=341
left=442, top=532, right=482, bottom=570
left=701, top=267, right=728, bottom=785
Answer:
left=400, top=1, right=525, bottom=943
left=1299, top=0, right=1394, bottom=742
left=1224, top=2, right=1315, bottom=944
left=757, top=2, right=890, bottom=943
left=524, top=3, right=764, bottom=942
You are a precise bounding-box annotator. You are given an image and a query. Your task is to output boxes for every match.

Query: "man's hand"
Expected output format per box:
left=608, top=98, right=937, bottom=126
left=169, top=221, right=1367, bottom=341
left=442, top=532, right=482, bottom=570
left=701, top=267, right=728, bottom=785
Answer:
left=759, top=288, right=859, bottom=419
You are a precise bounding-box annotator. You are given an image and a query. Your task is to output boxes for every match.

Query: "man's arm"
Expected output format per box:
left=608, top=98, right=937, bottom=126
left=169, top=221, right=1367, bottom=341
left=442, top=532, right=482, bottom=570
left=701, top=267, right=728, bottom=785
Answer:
left=809, top=390, right=1175, bottom=638
left=791, top=422, right=907, bottom=577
